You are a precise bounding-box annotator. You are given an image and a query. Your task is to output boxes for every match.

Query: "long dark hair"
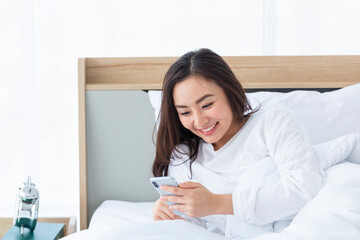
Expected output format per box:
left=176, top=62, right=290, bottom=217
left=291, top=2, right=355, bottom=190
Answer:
left=152, top=48, right=256, bottom=177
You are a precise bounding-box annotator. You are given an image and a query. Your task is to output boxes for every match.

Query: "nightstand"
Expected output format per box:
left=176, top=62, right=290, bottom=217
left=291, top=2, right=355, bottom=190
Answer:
left=0, top=217, right=76, bottom=239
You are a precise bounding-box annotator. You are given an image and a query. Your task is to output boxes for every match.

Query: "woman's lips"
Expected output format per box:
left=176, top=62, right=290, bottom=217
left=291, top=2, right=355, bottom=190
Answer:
left=199, top=122, right=219, bottom=136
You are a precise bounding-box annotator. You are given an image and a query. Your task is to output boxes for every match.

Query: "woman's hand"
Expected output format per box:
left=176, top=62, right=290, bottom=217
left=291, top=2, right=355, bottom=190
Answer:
left=160, top=181, right=233, bottom=218
left=152, top=198, right=185, bottom=221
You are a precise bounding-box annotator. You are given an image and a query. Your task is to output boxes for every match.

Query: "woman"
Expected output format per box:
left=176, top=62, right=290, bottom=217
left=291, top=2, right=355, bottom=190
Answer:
left=152, top=48, right=324, bottom=238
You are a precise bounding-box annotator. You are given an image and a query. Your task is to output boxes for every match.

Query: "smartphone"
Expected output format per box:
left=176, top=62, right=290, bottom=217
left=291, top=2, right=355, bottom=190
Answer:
left=150, top=176, right=183, bottom=215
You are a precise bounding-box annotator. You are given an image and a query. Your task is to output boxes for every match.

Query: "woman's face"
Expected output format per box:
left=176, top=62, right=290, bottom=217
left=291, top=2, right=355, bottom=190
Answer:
left=173, top=75, right=242, bottom=150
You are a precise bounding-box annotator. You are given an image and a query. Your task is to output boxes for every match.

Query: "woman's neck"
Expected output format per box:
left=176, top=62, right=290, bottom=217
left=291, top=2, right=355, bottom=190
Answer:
left=212, top=115, right=250, bottom=151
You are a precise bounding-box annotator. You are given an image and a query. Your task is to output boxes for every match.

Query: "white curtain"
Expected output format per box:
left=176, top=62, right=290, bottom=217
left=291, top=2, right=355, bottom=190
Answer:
left=1, top=0, right=41, bottom=214
left=1, top=0, right=359, bottom=223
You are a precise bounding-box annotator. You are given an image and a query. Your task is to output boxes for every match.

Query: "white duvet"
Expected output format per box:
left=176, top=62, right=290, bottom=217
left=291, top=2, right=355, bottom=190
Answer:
left=63, top=161, right=360, bottom=240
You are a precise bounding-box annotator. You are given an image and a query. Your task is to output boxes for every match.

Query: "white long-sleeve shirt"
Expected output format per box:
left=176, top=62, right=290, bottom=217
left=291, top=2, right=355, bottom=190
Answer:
left=168, top=105, right=325, bottom=239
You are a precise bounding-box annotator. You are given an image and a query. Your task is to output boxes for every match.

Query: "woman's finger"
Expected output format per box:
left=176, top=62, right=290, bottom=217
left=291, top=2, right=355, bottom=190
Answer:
left=160, top=195, right=185, bottom=204
left=169, top=205, right=187, bottom=215
left=179, top=181, right=202, bottom=189
left=160, top=185, right=184, bottom=195
left=163, top=206, right=179, bottom=219
left=156, top=210, right=173, bottom=221
left=166, top=207, right=186, bottom=220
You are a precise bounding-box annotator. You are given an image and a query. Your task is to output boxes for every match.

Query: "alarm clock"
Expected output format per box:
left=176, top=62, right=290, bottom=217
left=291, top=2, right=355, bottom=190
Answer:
left=13, top=176, right=39, bottom=235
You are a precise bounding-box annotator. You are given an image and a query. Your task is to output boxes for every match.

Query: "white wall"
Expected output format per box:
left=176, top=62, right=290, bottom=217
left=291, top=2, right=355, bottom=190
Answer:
left=1, top=0, right=360, bottom=223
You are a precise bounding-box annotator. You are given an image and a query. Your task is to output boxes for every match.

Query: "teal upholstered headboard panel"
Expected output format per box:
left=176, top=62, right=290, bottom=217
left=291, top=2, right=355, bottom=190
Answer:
left=85, top=90, right=158, bottom=225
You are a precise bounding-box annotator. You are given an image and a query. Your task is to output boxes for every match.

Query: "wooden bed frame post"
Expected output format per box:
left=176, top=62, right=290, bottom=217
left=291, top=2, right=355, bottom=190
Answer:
left=78, top=58, right=88, bottom=230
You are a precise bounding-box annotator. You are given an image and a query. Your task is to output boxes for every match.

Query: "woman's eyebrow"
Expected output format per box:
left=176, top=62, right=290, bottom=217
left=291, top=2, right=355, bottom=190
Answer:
left=196, top=94, right=214, bottom=104
left=175, top=94, right=214, bottom=108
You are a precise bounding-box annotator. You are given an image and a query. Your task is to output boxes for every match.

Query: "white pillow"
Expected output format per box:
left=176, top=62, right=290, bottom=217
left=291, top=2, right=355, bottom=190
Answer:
left=314, top=132, right=360, bottom=170
left=148, top=83, right=360, bottom=144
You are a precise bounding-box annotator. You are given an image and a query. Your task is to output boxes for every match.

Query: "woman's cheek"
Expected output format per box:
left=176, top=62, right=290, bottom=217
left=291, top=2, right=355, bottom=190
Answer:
left=180, top=118, right=192, bottom=131
left=210, top=106, right=223, bottom=118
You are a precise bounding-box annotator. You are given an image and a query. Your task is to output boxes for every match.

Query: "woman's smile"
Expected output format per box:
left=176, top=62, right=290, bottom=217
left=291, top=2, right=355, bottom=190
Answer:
left=198, top=122, right=219, bottom=136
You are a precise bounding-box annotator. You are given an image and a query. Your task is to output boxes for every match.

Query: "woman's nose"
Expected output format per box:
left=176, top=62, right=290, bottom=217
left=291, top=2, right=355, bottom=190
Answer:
left=193, top=111, right=209, bottom=128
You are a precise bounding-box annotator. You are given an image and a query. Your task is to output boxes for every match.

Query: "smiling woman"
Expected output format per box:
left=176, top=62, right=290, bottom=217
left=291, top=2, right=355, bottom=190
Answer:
left=151, top=48, right=326, bottom=238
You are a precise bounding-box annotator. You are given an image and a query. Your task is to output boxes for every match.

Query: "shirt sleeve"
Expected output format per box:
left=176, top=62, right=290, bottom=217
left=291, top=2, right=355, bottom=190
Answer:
left=232, top=107, right=325, bottom=225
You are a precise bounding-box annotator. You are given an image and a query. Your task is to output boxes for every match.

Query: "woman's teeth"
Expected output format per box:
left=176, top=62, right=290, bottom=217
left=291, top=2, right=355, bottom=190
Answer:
left=202, top=122, right=217, bottom=132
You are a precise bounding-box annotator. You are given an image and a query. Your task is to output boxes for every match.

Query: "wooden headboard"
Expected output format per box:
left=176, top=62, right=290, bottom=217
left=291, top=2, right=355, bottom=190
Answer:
left=78, top=55, right=360, bottom=230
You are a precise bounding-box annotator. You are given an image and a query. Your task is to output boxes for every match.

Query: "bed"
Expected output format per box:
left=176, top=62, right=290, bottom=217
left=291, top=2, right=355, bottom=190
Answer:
left=72, top=55, right=360, bottom=239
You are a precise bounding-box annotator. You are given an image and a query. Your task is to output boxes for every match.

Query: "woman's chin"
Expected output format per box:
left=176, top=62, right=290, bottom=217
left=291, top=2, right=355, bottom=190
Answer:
left=201, top=136, right=220, bottom=145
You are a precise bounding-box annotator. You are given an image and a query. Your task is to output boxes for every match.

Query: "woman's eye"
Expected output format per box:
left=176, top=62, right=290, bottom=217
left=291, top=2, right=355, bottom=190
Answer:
left=202, top=103, right=213, bottom=109
left=180, top=111, right=190, bottom=116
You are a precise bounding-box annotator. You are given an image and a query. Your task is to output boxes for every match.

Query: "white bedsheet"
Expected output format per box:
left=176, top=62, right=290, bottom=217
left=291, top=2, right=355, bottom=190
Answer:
left=64, top=162, right=360, bottom=240
left=88, top=201, right=154, bottom=229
